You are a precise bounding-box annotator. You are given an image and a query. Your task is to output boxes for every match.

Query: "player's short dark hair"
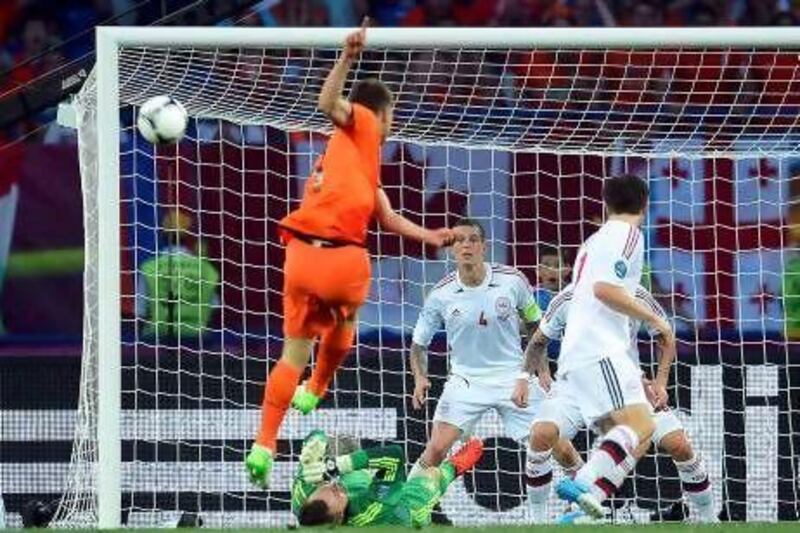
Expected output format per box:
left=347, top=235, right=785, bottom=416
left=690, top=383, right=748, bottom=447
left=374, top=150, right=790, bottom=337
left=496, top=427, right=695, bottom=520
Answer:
left=350, top=78, right=393, bottom=114
left=602, top=174, right=649, bottom=215
left=451, top=217, right=486, bottom=241
left=537, top=243, right=562, bottom=261
left=298, top=499, right=334, bottom=526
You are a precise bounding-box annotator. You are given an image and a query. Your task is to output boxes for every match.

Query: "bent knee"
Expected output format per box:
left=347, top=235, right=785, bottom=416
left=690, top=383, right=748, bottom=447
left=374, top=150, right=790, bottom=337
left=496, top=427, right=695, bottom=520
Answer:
left=530, top=421, right=559, bottom=451
left=660, top=430, right=694, bottom=462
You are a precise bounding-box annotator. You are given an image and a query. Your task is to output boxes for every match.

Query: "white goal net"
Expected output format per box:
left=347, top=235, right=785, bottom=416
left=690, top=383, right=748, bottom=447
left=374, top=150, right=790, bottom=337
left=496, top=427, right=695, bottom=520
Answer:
left=56, top=27, right=800, bottom=527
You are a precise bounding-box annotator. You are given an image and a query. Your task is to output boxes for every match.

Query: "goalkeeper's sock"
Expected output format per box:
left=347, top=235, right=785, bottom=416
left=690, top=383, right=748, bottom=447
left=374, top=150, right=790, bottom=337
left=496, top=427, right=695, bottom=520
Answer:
left=437, top=462, right=457, bottom=493
left=675, top=454, right=716, bottom=522
left=575, top=425, right=638, bottom=503
left=409, top=457, right=432, bottom=479
left=255, top=358, right=303, bottom=451
left=525, top=447, right=553, bottom=523
left=307, top=323, right=354, bottom=398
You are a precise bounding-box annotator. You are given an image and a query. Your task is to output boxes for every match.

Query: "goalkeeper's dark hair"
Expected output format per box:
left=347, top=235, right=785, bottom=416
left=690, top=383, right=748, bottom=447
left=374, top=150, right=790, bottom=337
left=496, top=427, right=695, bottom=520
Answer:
left=451, top=217, right=486, bottom=241
left=602, top=174, right=649, bottom=215
left=350, top=78, right=393, bottom=114
left=298, top=499, right=334, bottom=527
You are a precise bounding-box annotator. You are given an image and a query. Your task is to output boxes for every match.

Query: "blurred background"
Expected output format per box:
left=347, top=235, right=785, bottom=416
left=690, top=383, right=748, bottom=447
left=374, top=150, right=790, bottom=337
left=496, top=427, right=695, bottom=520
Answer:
left=1, top=0, right=799, bottom=342
left=1, top=0, right=800, bottom=526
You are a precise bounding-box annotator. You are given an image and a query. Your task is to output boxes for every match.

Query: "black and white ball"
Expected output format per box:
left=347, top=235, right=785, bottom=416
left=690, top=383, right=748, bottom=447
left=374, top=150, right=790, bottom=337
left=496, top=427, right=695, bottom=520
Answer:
left=137, top=95, right=188, bottom=144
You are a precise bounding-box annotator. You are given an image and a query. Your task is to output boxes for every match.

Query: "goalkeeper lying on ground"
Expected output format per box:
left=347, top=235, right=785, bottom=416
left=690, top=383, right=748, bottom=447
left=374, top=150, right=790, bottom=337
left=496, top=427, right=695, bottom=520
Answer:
left=291, top=431, right=483, bottom=527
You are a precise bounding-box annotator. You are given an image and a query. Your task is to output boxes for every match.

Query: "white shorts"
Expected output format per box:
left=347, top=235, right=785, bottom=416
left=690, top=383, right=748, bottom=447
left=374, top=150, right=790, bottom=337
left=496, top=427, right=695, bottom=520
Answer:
left=652, top=408, right=685, bottom=447
left=432, top=374, right=545, bottom=442
left=535, top=356, right=650, bottom=437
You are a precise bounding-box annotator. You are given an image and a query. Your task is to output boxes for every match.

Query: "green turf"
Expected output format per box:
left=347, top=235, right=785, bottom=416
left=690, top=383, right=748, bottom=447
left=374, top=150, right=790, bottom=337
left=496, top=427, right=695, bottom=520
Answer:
left=43, top=524, right=800, bottom=533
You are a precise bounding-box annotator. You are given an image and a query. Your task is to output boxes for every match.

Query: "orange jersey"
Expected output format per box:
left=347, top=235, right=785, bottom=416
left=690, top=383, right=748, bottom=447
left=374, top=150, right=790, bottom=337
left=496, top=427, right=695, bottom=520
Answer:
left=280, top=103, right=382, bottom=245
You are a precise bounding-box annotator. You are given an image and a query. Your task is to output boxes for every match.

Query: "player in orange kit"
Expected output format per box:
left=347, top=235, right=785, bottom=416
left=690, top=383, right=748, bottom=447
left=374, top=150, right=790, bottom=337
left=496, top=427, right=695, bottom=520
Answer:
left=246, top=19, right=453, bottom=488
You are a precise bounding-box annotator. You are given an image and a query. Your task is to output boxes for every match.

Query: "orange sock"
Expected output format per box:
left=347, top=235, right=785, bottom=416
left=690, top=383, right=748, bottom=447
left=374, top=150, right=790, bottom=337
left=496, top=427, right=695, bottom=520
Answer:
left=255, top=358, right=304, bottom=451
left=307, top=324, right=355, bottom=398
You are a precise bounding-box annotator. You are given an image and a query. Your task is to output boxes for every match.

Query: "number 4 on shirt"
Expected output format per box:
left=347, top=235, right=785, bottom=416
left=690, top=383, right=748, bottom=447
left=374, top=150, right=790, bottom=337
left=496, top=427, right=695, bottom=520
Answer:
left=478, top=311, right=488, bottom=326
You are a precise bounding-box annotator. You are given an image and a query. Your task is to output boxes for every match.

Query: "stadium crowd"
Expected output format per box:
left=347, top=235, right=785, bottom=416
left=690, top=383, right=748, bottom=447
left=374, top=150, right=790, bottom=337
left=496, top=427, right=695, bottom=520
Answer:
left=2, top=0, right=798, bottom=98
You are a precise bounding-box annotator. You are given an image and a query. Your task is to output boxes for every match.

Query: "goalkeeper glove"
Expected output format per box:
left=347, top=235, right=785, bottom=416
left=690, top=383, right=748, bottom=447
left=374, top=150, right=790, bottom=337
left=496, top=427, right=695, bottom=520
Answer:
left=299, top=432, right=329, bottom=467
left=302, top=455, right=353, bottom=484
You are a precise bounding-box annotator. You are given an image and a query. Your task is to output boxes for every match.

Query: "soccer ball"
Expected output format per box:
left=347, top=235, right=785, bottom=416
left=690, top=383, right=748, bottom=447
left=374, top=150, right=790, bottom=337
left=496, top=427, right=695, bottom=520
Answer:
left=136, top=95, right=188, bottom=144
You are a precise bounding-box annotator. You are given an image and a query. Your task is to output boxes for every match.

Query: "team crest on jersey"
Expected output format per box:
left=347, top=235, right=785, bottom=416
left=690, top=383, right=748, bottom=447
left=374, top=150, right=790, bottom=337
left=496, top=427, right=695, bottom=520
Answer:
left=614, top=260, right=628, bottom=279
left=495, top=296, right=512, bottom=320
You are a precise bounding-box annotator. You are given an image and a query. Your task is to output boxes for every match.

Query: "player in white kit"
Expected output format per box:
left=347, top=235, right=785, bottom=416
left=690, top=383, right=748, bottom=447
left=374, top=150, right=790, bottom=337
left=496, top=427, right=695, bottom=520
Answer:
left=527, top=282, right=716, bottom=522
left=526, top=174, right=674, bottom=519
left=408, top=218, right=580, bottom=520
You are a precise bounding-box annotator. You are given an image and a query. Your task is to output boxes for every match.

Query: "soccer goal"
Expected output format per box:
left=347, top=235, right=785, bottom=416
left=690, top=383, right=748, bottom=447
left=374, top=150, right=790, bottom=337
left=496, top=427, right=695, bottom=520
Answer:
left=60, top=26, right=800, bottom=528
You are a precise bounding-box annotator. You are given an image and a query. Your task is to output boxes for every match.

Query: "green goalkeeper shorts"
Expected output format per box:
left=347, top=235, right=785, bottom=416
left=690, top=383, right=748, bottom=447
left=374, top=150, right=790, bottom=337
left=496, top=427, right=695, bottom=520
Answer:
left=399, top=476, right=440, bottom=528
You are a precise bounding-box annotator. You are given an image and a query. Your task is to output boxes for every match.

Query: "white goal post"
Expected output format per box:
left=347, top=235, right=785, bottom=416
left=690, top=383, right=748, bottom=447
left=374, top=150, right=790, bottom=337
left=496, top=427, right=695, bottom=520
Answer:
left=68, top=26, right=800, bottom=529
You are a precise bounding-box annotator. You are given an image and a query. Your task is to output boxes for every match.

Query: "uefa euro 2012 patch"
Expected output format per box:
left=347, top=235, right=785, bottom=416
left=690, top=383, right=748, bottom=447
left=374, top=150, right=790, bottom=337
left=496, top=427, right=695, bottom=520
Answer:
left=614, top=260, right=628, bottom=279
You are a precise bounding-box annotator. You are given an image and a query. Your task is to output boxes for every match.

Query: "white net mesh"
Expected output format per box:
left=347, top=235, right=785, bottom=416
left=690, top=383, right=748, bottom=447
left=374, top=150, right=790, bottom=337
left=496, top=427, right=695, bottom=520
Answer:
left=51, top=68, right=100, bottom=528
left=118, top=46, right=800, bottom=156
left=60, top=38, right=800, bottom=527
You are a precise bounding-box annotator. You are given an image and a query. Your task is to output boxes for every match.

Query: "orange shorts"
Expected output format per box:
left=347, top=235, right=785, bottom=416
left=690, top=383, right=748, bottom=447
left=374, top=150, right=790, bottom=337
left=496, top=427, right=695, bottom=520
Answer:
left=282, top=237, right=371, bottom=338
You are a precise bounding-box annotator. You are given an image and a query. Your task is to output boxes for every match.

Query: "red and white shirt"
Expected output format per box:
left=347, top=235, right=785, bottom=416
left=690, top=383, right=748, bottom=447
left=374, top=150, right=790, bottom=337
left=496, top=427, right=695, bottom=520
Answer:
left=559, top=220, right=645, bottom=375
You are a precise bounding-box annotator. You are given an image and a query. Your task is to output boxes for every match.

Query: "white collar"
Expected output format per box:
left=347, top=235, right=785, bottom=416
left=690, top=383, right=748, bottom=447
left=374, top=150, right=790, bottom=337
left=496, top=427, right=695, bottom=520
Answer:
left=456, top=262, right=492, bottom=291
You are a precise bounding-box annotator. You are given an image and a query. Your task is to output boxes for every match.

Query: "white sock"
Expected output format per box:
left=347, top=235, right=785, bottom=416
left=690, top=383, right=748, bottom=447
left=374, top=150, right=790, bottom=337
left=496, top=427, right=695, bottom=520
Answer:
left=675, top=454, right=716, bottom=522
left=575, top=425, right=639, bottom=503
left=409, top=458, right=431, bottom=479
left=591, top=453, right=636, bottom=503
left=525, top=447, right=553, bottom=523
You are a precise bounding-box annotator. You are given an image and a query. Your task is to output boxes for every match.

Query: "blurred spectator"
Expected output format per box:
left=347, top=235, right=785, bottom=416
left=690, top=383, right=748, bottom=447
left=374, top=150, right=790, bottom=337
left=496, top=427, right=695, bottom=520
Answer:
left=370, top=0, right=416, bottom=26
left=3, top=14, right=65, bottom=92
left=270, top=0, right=330, bottom=25
left=137, top=209, right=219, bottom=339
left=495, top=0, right=544, bottom=26
left=402, top=0, right=497, bottom=26
left=0, top=1, right=21, bottom=45
left=771, top=10, right=797, bottom=25
left=624, top=1, right=665, bottom=26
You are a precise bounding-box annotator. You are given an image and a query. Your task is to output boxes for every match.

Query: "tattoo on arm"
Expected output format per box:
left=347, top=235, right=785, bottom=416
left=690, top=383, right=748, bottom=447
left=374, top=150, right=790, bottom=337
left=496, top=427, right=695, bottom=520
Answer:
left=523, top=330, right=549, bottom=376
left=410, top=343, right=428, bottom=378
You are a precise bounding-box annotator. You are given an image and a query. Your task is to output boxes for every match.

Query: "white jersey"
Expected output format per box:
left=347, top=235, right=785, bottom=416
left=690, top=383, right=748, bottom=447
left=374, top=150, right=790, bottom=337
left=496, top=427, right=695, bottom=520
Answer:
left=559, top=220, right=645, bottom=374
left=540, top=283, right=669, bottom=366
left=412, top=263, right=542, bottom=384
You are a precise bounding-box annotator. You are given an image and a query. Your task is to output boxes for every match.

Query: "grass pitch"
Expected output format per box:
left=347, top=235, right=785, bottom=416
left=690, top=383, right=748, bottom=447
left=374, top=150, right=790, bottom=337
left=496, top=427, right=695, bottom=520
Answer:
left=54, top=524, right=798, bottom=532
left=296, top=526, right=793, bottom=533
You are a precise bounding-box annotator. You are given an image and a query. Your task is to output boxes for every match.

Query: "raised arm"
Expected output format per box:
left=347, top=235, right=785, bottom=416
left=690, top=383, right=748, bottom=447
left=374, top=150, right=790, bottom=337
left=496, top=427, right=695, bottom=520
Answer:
left=317, top=19, right=369, bottom=127
left=375, top=188, right=453, bottom=247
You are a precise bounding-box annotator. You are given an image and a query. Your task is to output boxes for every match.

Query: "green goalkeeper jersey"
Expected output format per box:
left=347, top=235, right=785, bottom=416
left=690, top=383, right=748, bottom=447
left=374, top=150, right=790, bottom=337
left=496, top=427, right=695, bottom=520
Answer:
left=293, top=445, right=432, bottom=526
left=783, top=255, right=800, bottom=337
left=140, top=248, right=219, bottom=337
